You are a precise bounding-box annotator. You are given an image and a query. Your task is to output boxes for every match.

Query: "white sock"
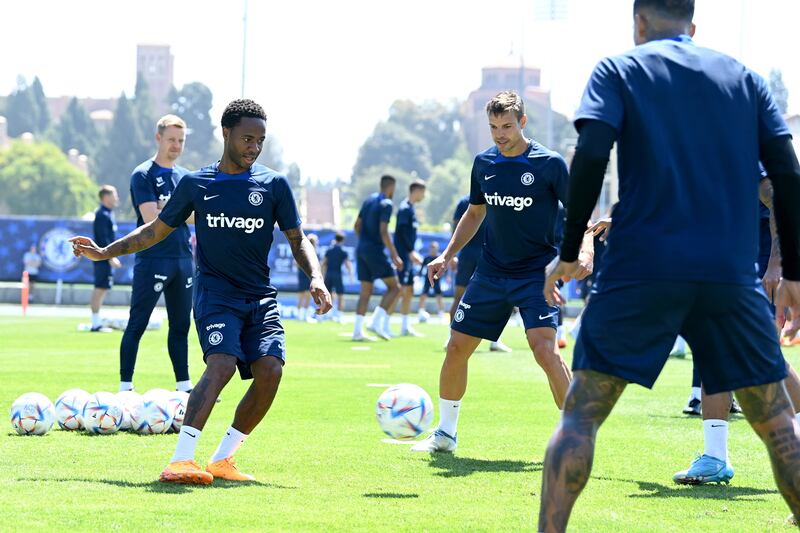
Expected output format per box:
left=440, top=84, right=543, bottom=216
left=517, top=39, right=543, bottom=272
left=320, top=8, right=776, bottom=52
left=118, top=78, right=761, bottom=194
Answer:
left=91, top=312, right=101, bottom=328
left=557, top=325, right=565, bottom=341
left=210, top=426, right=249, bottom=463
left=703, top=419, right=728, bottom=462
left=401, top=314, right=409, bottom=332
left=119, top=381, right=133, bottom=392
left=439, top=398, right=461, bottom=437
left=383, top=312, right=391, bottom=332
left=673, top=336, right=687, bottom=353
left=691, top=387, right=701, bottom=401
left=176, top=380, right=193, bottom=392
left=795, top=413, right=800, bottom=426
left=354, top=314, right=365, bottom=335
left=570, top=315, right=582, bottom=339
left=371, top=306, right=387, bottom=329
left=171, top=425, right=202, bottom=462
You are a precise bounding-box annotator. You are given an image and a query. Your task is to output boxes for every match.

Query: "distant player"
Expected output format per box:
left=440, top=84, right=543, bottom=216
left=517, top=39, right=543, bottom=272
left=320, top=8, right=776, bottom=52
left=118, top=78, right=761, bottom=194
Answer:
left=417, top=241, right=445, bottom=321
left=352, top=175, right=403, bottom=341
left=22, top=244, right=41, bottom=302
left=448, top=194, right=512, bottom=353
left=537, top=2, right=800, bottom=529
left=90, top=185, right=121, bottom=332
left=296, top=233, right=319, bottom=322
left=392, top=179, right=426, bottom=337
left=71, top=99, right=331, bottom=484
left=120, top=115, right=194, bottom=393
left=412, top=91, right=594, bottom=453
left=321, top=231, right=352, bottom=322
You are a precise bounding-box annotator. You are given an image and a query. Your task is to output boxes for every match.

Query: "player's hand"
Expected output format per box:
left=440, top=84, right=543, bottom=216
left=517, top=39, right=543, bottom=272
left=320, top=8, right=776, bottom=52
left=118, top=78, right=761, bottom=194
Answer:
left=587, top=217, right=612, bottom=241
left=427, top=253, right=450, bottom=285
left=309, top=277, right=333, bottom=315
left=391, top=254, right=404, bottom=270
left=68, top=236, right=109, bottom=261
left=775, top=280, right=800, bottom=340
left=762, top=257, right=781, bottom=303
left=110, top=257, right=122, bottom=269
left=573, top=251, right=594, bottom=281
left=411, top=251, right=423, bottom=265
left=544, top=257, right=580, bottom=306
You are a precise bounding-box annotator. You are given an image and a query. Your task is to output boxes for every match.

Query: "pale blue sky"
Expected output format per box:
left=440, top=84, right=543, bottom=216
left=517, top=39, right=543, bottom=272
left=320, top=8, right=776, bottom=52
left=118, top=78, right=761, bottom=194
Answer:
left=2, top=0, right=797, bottom=180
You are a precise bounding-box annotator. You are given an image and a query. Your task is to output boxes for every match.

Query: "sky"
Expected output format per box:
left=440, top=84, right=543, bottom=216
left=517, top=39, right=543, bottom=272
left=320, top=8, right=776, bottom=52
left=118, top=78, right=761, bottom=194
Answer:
left=2, top=0, right=798, bottom=181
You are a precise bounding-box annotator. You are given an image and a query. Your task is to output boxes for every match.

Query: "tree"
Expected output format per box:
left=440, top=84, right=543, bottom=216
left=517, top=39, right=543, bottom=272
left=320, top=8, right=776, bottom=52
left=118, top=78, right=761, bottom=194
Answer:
left=5, top=78, right=39, bottom=137
left=54, top=97, right=98, bottom=157
left=422, top=157, right=472, bottom=227
left=352, top=121, right=432, bottom=182
left=134, top=73, right=156, bottom=143
left=170, top=82, right=217, bottom=165
left=92, top=94, right=146, bottom=217
left=286, top=162, right=302, bottom=191
left=261, top=136, right=285, bottom=172
left=387, top=99, right=466, bottom=165
left=30, top=77, right=50, bottom=133
left=769, top=69, right=789, bottom=115
left=0, top=140, right=96, bottom=216
left=349, top=164, right=418, bottom=215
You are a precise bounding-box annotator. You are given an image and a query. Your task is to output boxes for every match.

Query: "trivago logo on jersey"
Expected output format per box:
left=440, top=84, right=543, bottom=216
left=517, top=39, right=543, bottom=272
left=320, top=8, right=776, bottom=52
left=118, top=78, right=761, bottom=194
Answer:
left=483, top=192, right=533, bottom=211
left=205, top=213, right=265, bottom=233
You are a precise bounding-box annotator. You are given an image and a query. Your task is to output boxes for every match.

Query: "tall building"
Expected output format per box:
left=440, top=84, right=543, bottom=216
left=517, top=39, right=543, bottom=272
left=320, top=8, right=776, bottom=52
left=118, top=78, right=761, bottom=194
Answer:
left=136, top=44, right=174, bottom=114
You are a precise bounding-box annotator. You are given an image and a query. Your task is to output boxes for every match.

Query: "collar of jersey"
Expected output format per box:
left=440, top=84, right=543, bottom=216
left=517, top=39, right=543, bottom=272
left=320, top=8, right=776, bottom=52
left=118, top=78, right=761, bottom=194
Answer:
left=211, top=161, right=252, bottom=181
left=661, top=34, right=694, bottom=44
left=494, top=140, right=535, bottom=163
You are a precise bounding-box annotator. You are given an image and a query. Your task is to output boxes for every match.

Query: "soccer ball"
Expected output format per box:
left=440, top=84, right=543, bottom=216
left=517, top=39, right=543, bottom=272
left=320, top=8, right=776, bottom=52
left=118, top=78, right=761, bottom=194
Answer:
left=10, top=393, right=56, bottom=435
left=375, top=383, right=434, bottom=440
left=166, top=391, right=190, bottom=432
left=132, top=390, right=175, bottom=434
left=55, top=388, right=90, bottom=430
left=116, top=391, right=143, bottom=431
left=82, top=392, right=124, bottom=434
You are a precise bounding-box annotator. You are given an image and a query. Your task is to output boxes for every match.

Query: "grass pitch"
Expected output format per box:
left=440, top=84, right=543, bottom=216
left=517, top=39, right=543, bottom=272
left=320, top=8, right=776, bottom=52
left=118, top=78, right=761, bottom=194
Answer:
left=1, top=312, right=798, bottom=532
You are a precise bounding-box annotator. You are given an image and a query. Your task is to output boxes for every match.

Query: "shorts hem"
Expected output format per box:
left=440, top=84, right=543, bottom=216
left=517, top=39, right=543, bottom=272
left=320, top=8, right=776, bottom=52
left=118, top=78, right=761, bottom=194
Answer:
left=451, top=322, right=501, bottom=343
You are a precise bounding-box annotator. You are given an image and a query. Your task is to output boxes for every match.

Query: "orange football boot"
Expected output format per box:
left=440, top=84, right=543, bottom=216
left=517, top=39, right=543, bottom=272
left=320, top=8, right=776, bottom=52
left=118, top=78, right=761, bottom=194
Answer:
left=206, top=456, right=255, bottom=481
left=159, top=460, right=213, bottom=485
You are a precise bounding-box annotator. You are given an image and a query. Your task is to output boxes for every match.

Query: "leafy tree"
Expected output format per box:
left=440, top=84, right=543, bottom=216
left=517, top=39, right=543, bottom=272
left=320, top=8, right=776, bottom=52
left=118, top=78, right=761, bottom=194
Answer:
left=286, top=162, right=302, bottom=191
left=170, top=82, right=217, bottom=165
left=0, top=140, right=96, bottom=216
left=349, top=164, right=419, bottom=216
left=134, top=73, right=157, bottom=145
left=423, top=157, right=472, bottom=227
left=5, top=78, right=39, bottom=137
left=769, top=69, right=789, bottom=115
left=53, top=97, right=98, bottom=157
left=387, top=99, right=465, bottom=165
left=30, top=77, right=50, bottom=133
left=352, top=122, right=432, bottom=182
left=261, top=136, right=285, bottom=172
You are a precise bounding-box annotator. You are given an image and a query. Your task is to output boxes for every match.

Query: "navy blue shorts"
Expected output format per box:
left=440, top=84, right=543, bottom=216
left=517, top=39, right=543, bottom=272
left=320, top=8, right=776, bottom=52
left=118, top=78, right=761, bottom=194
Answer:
left=451, top=273, right=558, bottom=341
left=325, top=274, right=344, bottom=295
left=129, top=255, right=193, bottom=327
left=297, top=270, right=311, bottom=291
left=422, top=276, right=442, bottom=296
left=357, top=249, right=395, bottom=282
left=397, top=261, right=416, bottom=286
left=93, top=260, right=113, bottom=289
left=455, top=255, right=478, bottom=287
left=574, top=280, right=786, bottom=394
left=193, top=286, right=286, bottom=380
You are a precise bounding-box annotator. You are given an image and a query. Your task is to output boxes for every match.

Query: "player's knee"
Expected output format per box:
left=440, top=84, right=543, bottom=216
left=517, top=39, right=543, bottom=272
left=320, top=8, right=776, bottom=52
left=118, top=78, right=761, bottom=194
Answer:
left=529, top=337, right=559, bottom=368
left=252, top=357, right=283, bottom=385
left=446, top=336, right=474, bottom=360
left=205, top=355, right=237, bottom=383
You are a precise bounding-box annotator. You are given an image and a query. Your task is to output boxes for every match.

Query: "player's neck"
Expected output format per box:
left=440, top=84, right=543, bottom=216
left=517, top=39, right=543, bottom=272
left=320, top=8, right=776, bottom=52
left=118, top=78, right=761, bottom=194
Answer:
left=153, top=153, right=175, bottom=169
left=218, top=158, right=250, bottom=175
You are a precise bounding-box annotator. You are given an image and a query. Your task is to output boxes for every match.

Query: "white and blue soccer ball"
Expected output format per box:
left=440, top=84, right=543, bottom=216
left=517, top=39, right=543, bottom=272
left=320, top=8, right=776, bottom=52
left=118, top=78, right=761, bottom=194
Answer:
left=116, top=390, right=143, bottom=431
left=82, top=392, right=123, bottom=434
left=132, top=390, right=175, bottom=434
left=376, top=383, right=434, bottom=440
left=10, top=393, right=56, bottom=435
left=166, top=391, right=190, bottom=432
left=55, top=388, right=90, bottom=430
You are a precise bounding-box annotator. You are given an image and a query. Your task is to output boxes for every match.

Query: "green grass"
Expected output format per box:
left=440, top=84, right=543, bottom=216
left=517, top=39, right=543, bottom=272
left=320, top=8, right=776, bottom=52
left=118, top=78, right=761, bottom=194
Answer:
left=1, top=314, right=799, bottom=531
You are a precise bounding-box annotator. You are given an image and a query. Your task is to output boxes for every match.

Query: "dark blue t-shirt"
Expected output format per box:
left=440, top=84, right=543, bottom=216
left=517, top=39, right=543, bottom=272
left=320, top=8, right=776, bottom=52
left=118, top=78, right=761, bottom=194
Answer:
left=93, top=205, right=117, bottom=247
left=393, top=198, right=418, bottom=259
left=324, top=245, right=348, bottom=278
left=469, top=141, right=568, bottom=278
left=159, top=163, right=301, bottom=299
left=576, top=35, right=790, bottom=284
left=130, top=159, right=192, bottom=258
left=357, top=192, right=393, bottom=252
left=453, top=195, right=484, bottom=260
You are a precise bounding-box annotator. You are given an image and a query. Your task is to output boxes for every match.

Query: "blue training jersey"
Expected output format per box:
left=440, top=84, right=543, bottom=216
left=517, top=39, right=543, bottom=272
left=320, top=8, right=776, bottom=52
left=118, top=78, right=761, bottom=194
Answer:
left=453, top=195, right=484, bottom=260
left=158, top=163, right=301, bottom=299
left=130, top=159, right=192, bottom=258
left=324, top=245, right=348, bottom=278
left=576, top=35, right=790, bottom=284
left=357, top=192, right=393, bottom=252
left=393, top=198, right=418, bottom=259
left=93, top=205, right=117, bottom=247
left=469, top=140, right=568, bottom=278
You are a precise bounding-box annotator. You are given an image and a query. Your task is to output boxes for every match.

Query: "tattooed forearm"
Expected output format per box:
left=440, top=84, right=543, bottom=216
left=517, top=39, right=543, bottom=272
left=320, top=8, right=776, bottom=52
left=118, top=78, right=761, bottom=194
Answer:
left=105, top=219, right=172, bottom=258
left=285, top=227, right=322, bottom=279
left=539, top=370, right=627, bottom=533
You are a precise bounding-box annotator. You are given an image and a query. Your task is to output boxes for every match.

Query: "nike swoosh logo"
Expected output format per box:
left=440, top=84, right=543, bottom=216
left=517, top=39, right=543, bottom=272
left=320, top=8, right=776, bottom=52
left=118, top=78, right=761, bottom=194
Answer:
left=203, top=194, right=219, bottom=201
left=185, top=431, right=198, bottom=438
left=484, top=175, right=496, bottom=180
left=710, top=424, right=725, bottom=428
left=538, top=312, right=557, bottom=320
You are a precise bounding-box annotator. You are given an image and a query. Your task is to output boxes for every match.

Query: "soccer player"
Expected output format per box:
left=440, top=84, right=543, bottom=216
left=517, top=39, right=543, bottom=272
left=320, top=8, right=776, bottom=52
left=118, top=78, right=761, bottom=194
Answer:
left=22, top=244, right=41, bottom=302
left=393, top=179, right=426, bottom=337
left=296, top=233, right=319, bottom=322
left=71, top=99, right=331, bottom=484
left=352, top=175, right=403, bottom=341
left=412, top=91, right=593, bottom=453
left=417, top=241, right=446, bottom=321
left=537, top=2, right=800, bottom=530
left=119, top=115, right=194, bottom=393
left=90, top=185, right=121, bottom=332
left=321, top=231, right=352, bottom=322
left=448, top=194, right=512, bottom=353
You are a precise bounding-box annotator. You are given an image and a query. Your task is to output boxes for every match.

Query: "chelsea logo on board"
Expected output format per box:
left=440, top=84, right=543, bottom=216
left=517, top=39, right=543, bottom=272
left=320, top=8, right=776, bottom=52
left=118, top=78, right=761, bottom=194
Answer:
left=521, top=172, right=535, bottom=186
left=248, top=191, right=263, bottom=206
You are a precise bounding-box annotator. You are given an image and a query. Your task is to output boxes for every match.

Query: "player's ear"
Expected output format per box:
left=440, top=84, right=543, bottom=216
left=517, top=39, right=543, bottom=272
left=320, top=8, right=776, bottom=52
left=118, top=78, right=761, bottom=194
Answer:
left=222, top=127, right=230, bottom=141
left=519, top=114, right=527, bottom=130
left=688, top=23, right=696, bottom=38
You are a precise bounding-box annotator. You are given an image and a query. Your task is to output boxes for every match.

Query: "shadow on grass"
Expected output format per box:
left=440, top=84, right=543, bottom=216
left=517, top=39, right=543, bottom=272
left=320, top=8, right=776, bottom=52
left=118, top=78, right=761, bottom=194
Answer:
left=363, top=492, right=419, bottom=499
left=16, top=477, right=297, bottom=493
left=425, top=454, right=542, bottom=478
left=595, top=476, right=778, bottom=501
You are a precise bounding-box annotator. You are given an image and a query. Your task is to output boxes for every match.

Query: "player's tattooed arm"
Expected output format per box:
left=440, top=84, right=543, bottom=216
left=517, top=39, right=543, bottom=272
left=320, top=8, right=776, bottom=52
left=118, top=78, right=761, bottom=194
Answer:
left=539, top=370, right=627, bottom=533
left=284, top=226, right=322, bottom=280
left=70, top=219, right=174, bottom=260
